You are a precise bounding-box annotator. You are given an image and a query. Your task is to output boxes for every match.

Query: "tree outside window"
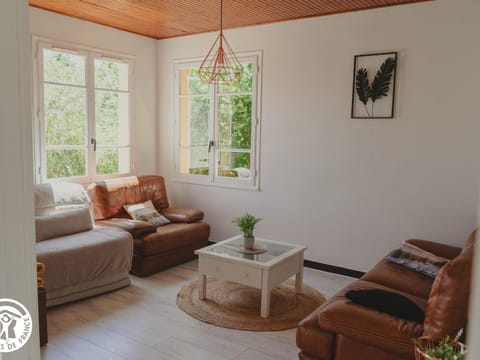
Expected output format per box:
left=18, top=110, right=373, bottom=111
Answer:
left=176, top=56, right=259, bottom=188
left=38, top=43, right=132, bottom=182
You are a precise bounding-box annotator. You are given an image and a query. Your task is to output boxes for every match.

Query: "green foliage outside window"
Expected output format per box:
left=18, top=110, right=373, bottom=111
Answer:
left=43, top=50, right=128, bottom=179
left=184, top=64, right=254, bottom=177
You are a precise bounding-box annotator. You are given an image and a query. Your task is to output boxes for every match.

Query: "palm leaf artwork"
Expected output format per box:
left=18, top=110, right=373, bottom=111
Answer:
left=369, top=57, right=396, bottom=115
left=370, top=57, right=396, bottom=101
left=355, top=68, right=371, bottom=117
left=354, top=55, right=396, bottom=117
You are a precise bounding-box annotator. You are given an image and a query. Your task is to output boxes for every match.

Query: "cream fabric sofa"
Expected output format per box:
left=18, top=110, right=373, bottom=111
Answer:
left=34, top=183, right=133, bottom=307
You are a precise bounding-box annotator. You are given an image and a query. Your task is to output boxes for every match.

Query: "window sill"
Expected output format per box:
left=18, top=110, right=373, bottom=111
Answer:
left=172, top=177, right=260, bottom=192
left=39, top=172, right=132, bottom=185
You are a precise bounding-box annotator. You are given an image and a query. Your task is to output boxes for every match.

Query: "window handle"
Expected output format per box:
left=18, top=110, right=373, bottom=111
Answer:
left=208, top=140, right=215, bottom=153
left=91, top=137, right=97, bottom=152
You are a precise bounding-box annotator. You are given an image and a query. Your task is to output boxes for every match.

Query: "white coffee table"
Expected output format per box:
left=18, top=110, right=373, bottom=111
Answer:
left=195, top=236, right=307, bottom=318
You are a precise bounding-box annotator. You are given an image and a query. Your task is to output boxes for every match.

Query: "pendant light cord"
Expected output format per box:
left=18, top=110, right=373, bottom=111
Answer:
left=220, top=0, right=223, bottom=34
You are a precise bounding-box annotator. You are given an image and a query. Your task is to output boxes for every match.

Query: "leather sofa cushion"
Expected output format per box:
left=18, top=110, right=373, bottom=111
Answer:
left=134, top=222, right=211, bottom=256
left=88, top=175, right=170, bottom=220
left=404, top=239, right=462, bottom=260
left=317, top=280, right=425, bottom=359
left=96, top=218, right=156, bottom=238
left=35, top=207, right=93, bottom=242
left=361, top=258, right=434, bottom=299
left=423, top=231, right=476, bottom=339
left=334, top=335, right=408, bottom=360
left=162, top=208, right=204, bottom=223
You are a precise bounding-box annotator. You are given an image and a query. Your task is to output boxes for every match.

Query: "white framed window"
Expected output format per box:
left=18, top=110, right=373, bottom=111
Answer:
left=33, top=38, right=134, bottom=183
left=174, top=52, right=261, bottom=189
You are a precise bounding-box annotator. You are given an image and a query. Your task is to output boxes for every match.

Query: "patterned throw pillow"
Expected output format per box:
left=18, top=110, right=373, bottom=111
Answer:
left=386, top=245, right=449, bottom=278
left=123, top=200, right=170, bottom=227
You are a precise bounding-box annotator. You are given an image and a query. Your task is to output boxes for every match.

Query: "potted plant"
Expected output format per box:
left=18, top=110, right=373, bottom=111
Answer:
left=413, top=330, right=467, bottom=360
left=232, top=213, right=262, bottom=250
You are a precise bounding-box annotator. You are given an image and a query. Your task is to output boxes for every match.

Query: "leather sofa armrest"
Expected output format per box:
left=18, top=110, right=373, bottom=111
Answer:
left=96, top=218, right=156, bottom=238
left=404, top=239, right=462, bottom=260
left=297, top=307, right=335, bottom=360
left=317, top=300, right=423, bottom=358
left=161, top=207, right=204, bottom=223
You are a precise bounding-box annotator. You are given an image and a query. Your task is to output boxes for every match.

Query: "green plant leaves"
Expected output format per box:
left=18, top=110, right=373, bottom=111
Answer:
left=232, top=213, right=262, bottom=238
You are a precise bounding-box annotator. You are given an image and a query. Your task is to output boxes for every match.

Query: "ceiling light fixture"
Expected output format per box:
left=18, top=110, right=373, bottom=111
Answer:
left=198, top=0, right=243, bottom=85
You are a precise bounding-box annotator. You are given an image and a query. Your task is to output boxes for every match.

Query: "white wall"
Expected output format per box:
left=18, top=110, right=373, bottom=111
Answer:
left=0, top=1, right=40, bottom=359
left=29, top=7, right=158, bottom=176
left=157, top=0, right=480, bottom=271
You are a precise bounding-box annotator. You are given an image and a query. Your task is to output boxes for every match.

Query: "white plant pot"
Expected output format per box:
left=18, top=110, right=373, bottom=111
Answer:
left=244, top=236, right=255, bottom=250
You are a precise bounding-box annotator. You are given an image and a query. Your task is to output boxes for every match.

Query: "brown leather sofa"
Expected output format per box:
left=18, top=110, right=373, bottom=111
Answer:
left=297, top=231, right=475, bottom=360
left=88, top=175, right=210, bottom=276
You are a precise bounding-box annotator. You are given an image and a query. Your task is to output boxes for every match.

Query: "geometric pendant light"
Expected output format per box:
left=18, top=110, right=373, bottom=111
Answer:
left=198, top=0, right=243, bottom=84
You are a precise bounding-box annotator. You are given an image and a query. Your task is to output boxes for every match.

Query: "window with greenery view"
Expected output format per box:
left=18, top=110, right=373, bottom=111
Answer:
left=36, top=42, right=132, bottom=182
left=175, top=55, right=260, bottom=188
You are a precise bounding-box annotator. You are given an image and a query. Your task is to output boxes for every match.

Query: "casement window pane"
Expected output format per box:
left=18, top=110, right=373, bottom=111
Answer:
left=180, top=148, right=209, bottom=175
left=179, top=97, right=210, bottom=147
left=218, top=95, right=252, bottom=149
left=43, top=49, right=85, bottom=86
left=46, top=149, right=87, bottom=179
left=95, top=59, right=129, bottom=91
left=96, top=147, right=130, bottom=175
left=217, top=151, right=251, bottom=179
left=44, top=84, right=87, bottom=146
left=179, top=69, right=209, bottom=95
left=175, top=57, right=258, bottom=187
left=218, top=63, right=253, bottom=94
left=37, top=43, right=133, bottom=182
left=95, top=91, right=130, bottom=146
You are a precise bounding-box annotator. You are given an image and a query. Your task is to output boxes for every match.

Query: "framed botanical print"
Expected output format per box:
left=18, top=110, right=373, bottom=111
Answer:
left=351, top=52, right=397, bottom=118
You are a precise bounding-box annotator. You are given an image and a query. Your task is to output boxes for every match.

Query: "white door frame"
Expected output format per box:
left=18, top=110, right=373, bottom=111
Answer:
left=0, top=1, right=40, bottom=359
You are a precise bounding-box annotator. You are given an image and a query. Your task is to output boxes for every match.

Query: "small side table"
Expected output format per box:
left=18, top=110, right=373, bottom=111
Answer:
left=37, top=286, right=48, bottom=346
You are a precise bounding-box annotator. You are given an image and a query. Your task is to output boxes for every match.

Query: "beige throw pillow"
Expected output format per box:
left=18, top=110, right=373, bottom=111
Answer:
left=123, top=200, right=170, bottom=227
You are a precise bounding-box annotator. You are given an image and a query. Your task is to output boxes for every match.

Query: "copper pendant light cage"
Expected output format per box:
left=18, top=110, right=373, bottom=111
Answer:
left=199, top=0, right=243, bottom=85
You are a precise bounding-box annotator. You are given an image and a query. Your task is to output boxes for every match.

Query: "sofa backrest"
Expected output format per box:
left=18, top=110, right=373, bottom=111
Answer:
left=423, top=230, right=476, bottom=339
left=87, top=175, right=169, bottom=220
left=34, top=182, right=91, bottom=215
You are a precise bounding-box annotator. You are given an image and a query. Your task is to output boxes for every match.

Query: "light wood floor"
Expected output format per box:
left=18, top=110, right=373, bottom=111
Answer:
left=41, top=260, right=353, bottom=360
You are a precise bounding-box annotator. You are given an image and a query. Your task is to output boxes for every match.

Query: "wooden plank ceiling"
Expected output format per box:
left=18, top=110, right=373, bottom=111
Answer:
left=29, top=0, right=431, bottom=39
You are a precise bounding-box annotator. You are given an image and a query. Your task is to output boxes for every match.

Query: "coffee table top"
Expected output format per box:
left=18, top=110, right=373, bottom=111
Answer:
left=195, top=236, right=306, bottom=268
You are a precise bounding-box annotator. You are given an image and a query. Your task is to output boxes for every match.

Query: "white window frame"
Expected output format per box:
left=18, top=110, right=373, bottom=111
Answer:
left=173, top=51, right=262, bottom=190
left=32, top=36, right=135, bottom=184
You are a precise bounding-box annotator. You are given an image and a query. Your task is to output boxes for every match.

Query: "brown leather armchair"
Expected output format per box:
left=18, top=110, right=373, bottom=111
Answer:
left=297, top=231, right=475, bottom=360
left=88, top=175, right=210, bottom=276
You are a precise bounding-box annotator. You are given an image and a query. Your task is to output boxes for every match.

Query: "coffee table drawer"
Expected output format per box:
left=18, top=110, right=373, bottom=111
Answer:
left=199, top=257, right=262, bottom=288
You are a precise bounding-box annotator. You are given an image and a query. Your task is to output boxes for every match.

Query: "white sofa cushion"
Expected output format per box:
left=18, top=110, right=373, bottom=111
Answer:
left=34, top=182, right=91, bottom=215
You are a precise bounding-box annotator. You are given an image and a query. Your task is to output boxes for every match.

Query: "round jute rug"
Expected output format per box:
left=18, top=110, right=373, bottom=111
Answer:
left=176, top=278, right=325, bottom=331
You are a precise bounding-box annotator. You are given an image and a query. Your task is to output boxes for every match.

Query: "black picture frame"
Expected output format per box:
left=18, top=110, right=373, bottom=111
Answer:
left=351, top=52, right=397, bottom=119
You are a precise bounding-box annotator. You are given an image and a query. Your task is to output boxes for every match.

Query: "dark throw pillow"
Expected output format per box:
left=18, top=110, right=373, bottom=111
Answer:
left=345, top=289, right=425, bottom=323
